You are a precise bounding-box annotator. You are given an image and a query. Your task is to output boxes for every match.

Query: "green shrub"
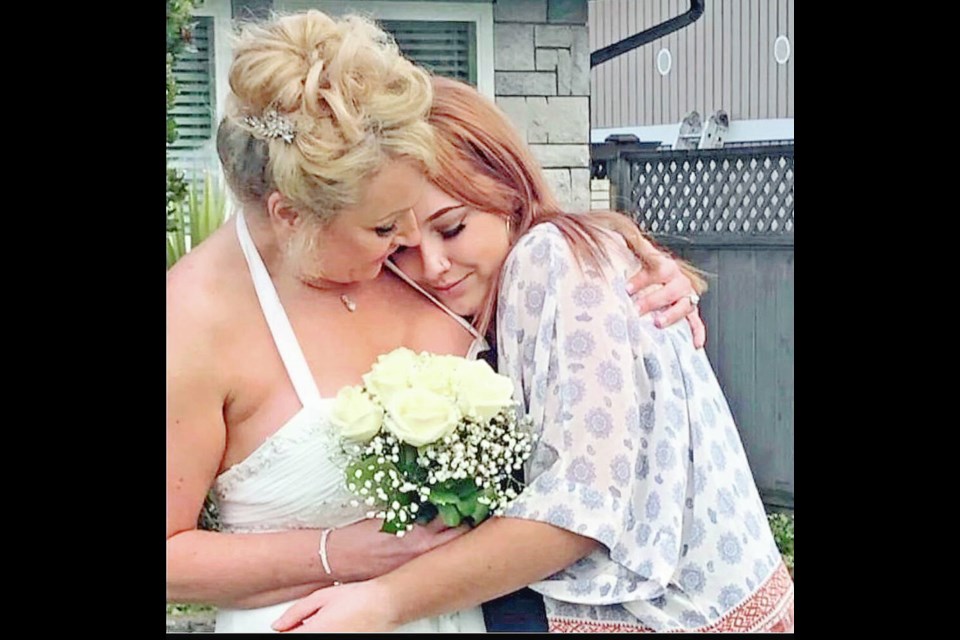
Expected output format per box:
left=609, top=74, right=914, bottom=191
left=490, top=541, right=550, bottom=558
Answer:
left=767, top=511, right=794, bottom=576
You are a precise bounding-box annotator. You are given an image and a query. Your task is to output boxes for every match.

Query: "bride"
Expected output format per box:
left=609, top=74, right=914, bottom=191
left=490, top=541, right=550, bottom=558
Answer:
left=165, top=10, right=703, bottom=633
left=166, top=11, right=487, bottom=632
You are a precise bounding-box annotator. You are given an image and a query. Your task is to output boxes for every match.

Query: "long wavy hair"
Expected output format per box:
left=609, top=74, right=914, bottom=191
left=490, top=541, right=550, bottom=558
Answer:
left=426, top=75, right=706, bottom=337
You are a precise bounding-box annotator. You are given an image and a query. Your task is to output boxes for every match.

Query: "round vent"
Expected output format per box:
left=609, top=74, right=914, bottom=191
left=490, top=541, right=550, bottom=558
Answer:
left=657, top=48, right=672, bottom=76
left=774, top=35, right=791, bottom=65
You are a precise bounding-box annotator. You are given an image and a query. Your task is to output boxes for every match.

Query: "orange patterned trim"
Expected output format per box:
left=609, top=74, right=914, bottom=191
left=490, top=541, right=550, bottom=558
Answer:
left=548, top=561, right=794, bottom=633
left=549, top=619, right=657, bottom=633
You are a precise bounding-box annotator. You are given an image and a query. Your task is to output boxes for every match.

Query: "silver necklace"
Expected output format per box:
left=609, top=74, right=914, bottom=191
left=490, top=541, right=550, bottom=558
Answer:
left=339, top=294, right=357, bottom=312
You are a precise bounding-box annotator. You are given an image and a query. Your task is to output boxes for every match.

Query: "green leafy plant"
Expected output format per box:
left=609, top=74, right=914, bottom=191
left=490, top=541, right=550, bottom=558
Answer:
left=167, top=171, right=228, bottom=269
left=166, top=168, right=189, bottom=232
left=767, top=511, right=794, bottom=578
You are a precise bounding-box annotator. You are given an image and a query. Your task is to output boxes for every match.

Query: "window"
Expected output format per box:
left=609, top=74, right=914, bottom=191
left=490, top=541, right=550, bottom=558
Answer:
left=382, top=19, right=477, bottom=85
left=277, top=1, right=494, bottom=97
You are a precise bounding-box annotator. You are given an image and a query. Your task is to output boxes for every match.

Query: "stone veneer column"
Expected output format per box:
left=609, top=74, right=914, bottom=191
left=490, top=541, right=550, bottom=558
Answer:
left=493, top=0, right=590, bottom=212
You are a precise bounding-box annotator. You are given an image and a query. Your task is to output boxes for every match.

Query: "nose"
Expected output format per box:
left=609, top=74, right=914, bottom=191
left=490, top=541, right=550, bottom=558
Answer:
left=393, top=209, right=421, bottom=248
left=419, top=239, right=451, bottom=282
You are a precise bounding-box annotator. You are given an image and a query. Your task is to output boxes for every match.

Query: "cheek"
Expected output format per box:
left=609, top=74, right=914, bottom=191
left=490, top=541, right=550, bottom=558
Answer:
left=390, top=250, right=422, bottom=278
left=478, top=238, right=510, bottom=275
left=353, top=235, right=392, bottom=261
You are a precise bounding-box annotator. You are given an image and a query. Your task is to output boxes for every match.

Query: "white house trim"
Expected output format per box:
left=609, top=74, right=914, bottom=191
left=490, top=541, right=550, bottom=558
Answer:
left=275, top=1, right=495, bottom=98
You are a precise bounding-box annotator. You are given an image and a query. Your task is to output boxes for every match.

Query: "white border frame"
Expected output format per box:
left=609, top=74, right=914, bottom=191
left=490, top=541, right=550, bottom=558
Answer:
left=276, top=1, right=495, bottom=98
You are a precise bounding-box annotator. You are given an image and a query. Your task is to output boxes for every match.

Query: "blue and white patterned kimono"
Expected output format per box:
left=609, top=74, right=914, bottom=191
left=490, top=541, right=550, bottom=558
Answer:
left=496, top=222, right=793, bottom=633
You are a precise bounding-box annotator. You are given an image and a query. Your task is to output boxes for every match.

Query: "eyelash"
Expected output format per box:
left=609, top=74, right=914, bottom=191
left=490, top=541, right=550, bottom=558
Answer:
left=374, top=223, right=397, bottom=238
left=440, top=222, right=466, bottom=240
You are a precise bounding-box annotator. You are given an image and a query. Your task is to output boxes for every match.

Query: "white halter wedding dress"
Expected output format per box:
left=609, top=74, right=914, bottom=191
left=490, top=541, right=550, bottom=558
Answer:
left=211, top=212, right=487, bottom=633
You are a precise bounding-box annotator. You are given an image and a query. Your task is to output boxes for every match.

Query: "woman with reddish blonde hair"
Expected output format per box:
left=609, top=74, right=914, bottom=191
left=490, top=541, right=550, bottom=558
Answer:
left=424, top=76, right=707, bottom=339
left=272, top=77, right=793, bottom=633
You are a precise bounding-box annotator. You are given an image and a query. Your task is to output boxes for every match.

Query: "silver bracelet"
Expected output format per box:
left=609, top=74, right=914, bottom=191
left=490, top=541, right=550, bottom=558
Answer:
left=318, top=528, right=341, bottom=585
left=319, top=527, right=334, bottom=574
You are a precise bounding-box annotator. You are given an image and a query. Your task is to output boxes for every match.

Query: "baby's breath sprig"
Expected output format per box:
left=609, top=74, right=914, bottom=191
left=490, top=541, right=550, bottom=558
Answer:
left=344, top=406, right=533, bottom=535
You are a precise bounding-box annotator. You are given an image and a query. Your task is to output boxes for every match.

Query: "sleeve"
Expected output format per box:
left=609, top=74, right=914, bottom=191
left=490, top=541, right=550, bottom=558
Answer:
left=496, top=224, right=691, bottom=606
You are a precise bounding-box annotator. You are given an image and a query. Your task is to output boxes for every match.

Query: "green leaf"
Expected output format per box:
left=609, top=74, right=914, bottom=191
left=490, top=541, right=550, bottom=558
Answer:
left=453, top=478, right=478, bottom=498
left=427, top=486, right=461, bottom=506
left=167, top=235, right=184, bottom=269
left=469, top=486, right=497, bottom=524
left=437, top=503, right=462, bottom=527
left=346, top=455, right=420, bottom=535
left=427, top=478, right=484, bottom=526
left=346, top=455, right=403, bottom=499
left=471, top=500, right=490, bottom=524
left=200, top=171, right=213, bottom=240
left=397, top=443, right=427, bottom=484
left=380, top=518, right=406, bottom=535
left=458, top=492, right=478, bottom=518
left=187, top=178, right=200, bottom=248
left=168, top=199, right=187, bottom=267
left=414, top=501, right=438, bottom=525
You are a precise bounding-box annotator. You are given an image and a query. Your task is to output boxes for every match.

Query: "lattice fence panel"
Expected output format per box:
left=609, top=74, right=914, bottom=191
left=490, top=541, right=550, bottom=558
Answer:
left=611, top=145, right=794, bottom=244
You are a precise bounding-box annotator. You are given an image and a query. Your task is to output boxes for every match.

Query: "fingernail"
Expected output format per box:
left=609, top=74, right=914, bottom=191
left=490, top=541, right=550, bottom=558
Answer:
left=654, top=313, right=665, bottom=328
left=625, top=281, right=636, bottom=295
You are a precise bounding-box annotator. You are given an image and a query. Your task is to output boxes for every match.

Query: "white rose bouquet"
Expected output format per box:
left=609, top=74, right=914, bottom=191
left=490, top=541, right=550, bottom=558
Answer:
left=331, top=348, right=534, bottom=535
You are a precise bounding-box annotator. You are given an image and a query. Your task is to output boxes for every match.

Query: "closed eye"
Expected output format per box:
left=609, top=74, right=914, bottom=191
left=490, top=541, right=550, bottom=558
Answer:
left=374, top=223, right=397, bottom=237
left=440, top=222, right=466, bottom=240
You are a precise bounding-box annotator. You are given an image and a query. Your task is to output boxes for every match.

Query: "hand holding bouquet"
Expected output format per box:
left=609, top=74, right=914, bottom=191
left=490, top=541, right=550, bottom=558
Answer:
left=331, top=348, right=533, bottom=535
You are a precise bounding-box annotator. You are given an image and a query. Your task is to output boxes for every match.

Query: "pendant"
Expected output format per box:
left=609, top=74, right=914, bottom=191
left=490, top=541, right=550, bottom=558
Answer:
left=340, top=294, right=357, bottom=312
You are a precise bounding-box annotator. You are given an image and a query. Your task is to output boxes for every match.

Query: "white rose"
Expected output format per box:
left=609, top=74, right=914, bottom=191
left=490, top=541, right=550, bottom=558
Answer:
left=362, top=347, right=419, bottom=403
left=385, top=388, right=461, bottom=447
left=455, top=359, right=516, bottom=422
left=331, top=385, right=384, bottom=442
left=409, top=354, right=466, bottom=398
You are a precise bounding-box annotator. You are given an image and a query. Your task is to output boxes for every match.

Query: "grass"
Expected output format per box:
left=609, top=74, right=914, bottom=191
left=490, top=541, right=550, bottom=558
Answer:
left=166, top=603, right=215, bottom=617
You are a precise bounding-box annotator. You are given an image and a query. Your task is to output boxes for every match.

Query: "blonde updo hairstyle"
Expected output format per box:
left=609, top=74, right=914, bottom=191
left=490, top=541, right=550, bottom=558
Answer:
left=217, top=10, right=435, bottom=256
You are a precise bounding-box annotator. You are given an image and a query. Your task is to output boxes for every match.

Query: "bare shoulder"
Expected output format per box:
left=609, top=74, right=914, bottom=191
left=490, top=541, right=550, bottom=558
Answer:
left=167, top=222, right=245, bottom=379
left=168, top=223, right=234, bottom=313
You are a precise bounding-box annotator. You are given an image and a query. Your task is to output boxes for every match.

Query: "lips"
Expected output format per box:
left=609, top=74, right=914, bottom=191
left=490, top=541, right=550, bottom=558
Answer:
left=432, top=273, right=471, bottom=296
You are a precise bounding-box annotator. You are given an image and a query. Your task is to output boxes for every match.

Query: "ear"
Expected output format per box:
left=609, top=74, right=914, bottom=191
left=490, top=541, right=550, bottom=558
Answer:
left=265, top=191, right=300, bottom=232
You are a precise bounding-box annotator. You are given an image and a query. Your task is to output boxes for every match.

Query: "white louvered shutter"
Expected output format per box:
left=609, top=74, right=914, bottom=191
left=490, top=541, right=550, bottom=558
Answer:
left=168, top=16, right=217, bottom=183
left=382, top=20, right=477, bottom=86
